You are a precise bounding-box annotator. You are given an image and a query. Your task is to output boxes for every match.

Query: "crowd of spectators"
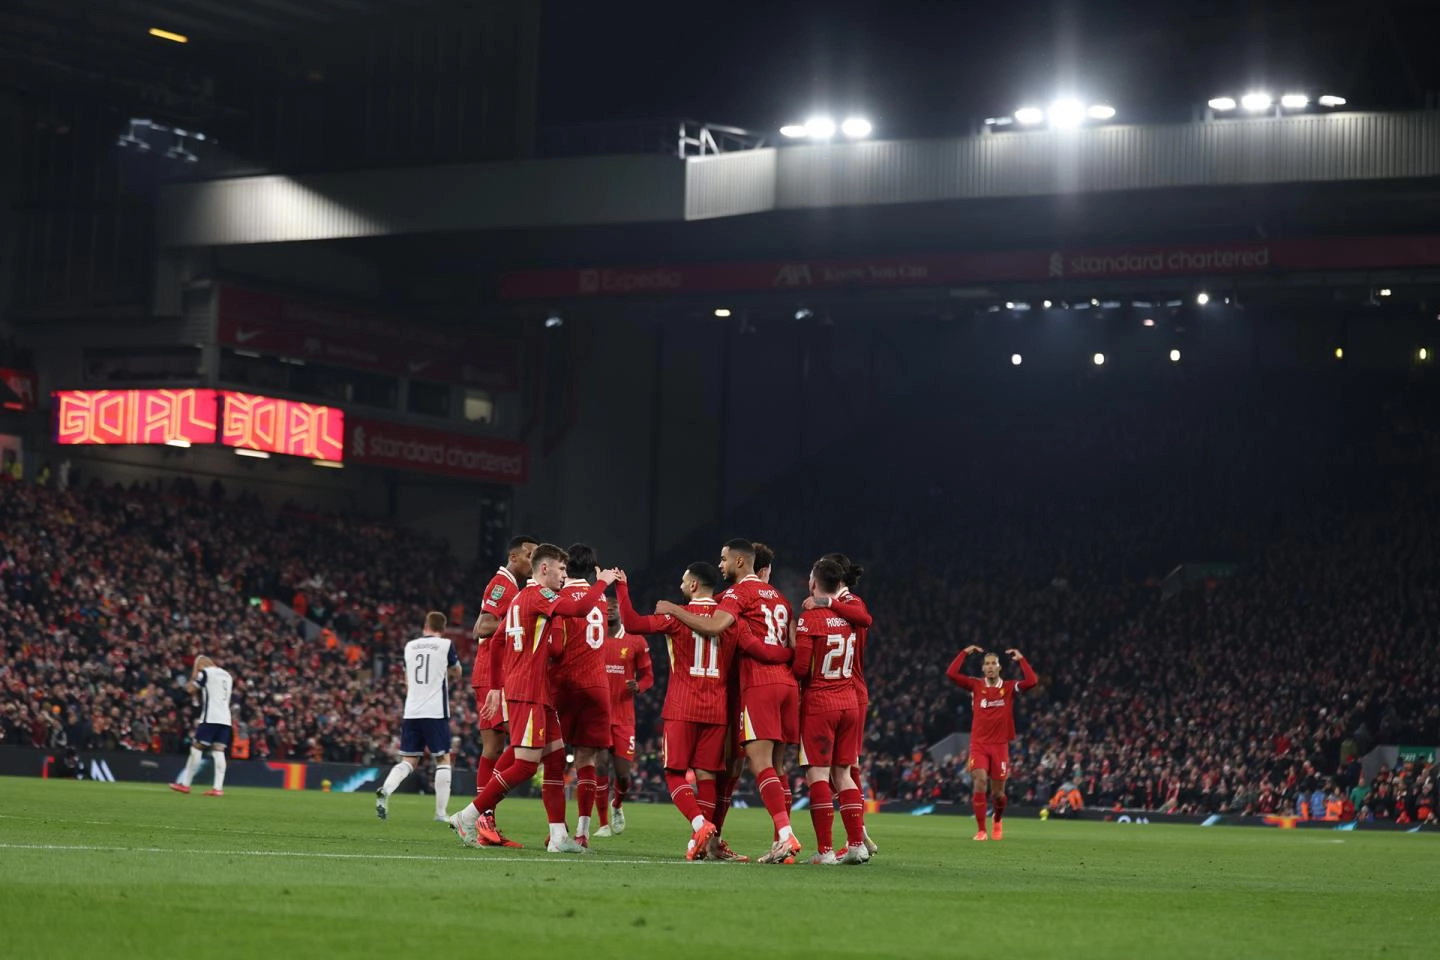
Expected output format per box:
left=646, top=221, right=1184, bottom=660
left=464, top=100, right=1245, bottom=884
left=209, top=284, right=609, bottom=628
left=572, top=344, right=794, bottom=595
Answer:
left=3, top=370, right=1437, bottom=822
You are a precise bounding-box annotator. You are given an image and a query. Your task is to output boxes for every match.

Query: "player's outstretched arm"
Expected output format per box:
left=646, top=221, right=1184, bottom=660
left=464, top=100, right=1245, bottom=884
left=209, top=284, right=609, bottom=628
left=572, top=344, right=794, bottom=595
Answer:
left=825, top=594, right=873, bottom=628
left=735, top=627, right=793, bottom=664
left=945, top=650, right=979, bottom=688
left=660, top=602, right=734, bottom=637
left=552, top=578, right=611, bottom=617
left=473, top=611, right=500, bottom=640
left=1008, top=650, right=1038, bottom=691
left=615, top=581, right=670, bottom=634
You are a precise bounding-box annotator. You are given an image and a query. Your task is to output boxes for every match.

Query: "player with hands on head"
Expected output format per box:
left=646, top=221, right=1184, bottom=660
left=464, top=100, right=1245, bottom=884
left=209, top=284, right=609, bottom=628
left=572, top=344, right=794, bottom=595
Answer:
left=946, top=644, right=1038, bottom=841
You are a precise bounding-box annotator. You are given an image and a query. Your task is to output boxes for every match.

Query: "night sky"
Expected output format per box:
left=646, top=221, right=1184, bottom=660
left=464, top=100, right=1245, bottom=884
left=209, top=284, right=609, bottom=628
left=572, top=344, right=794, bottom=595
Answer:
left=537, top=0, right=1440, bottom=137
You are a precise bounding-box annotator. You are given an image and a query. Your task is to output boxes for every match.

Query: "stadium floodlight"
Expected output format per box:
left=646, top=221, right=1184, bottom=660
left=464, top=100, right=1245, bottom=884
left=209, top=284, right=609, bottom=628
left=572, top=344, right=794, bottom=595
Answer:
left=1334, top=347, right=1344, bottom=359
left=1169, top=349, right=1182, bottom=363
left=165, top=439, right=191, bottom=449
left=984, top=116, right=1015, bottom=127
left=235, top=448, right=270, bottom=460
left=841, top=116, right=872, bottom=138
left=794, top=307, right=813, bottom=320
left=1317, top=95, right=1346, bottom=107
left=1048, top=99, right=1087, bottom=129
left=1379, top=288, right=1393, bottom=297
left=1087, top=104, right=1117, bottom=120
left=1208, top=97, right=1238, bottom=112
left=1196, top=292, right=1211, bottom=306
left=1280, top=93, right=1309, bottom=109
left=148, top=27, right=188, bottom=44
left=1011, top=353, right=1023, bottom=366
left=779, top=124, right=807, bottom=138
left=714, top=308, right=732, bottom=318
left=1143, top=318, right=1156, bottom=327
left=1419, top=347, right=1430, bottom=361
left=1042, top=300, right=1053, bottom=309
left=804, top=116, right=837, bottom=139
left=1005, top=301, right=1016, bottom=310
left=1240, top=92, right=1272, bottom=112
left=1014, top=106, right=1045, bottom=125
left=311, top=459, right=344, bottom=469
left=1092, top=352, right=1106, bottom=366
left=545, top=313, right=563, bottom=328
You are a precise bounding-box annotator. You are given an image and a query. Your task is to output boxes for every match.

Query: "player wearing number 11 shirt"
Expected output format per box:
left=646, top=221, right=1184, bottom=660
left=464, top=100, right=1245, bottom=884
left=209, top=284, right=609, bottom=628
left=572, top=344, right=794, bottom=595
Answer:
left=657, top=538, right=800, bottom=864
left=617, top=563, right=790, bottom=860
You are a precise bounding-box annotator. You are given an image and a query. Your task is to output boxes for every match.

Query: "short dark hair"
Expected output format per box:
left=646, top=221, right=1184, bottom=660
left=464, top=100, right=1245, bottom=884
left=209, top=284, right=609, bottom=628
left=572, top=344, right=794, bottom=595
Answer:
left=508, top=535, right=539, bottom=554
left=811, top=558, right=845, bottom=593
left=685, top=562, right=721, bottom=590
left=566, top=542, right=598, bottom=574
left=983, top=650, right=1001, bottom=662
left=531, top=543, right=568, bottom=570
left=752, top=541, right=775, bottom=572
left=424, top=611, right=447, bottom=633
left=723, top=538, right=756, bottom=559
left=823, top=552, right=864, bottom=587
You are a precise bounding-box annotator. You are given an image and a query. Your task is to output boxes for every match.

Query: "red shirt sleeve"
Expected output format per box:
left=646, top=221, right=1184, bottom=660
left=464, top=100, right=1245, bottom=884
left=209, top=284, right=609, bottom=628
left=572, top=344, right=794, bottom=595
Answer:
left=489, top=595, right=513, bottom=691
left=735, top=624, right=793, bottom=664
left=946, top=652, right=978, bottom=690
left=831, top=595, right=873, bottom=628
left=635, top=642, right=654, bottom=693
left=792, top=625, right=815, bottom=682
left=1017, top=657, right=1038, bottom=692
left=616, top=582, right=672, bottom=634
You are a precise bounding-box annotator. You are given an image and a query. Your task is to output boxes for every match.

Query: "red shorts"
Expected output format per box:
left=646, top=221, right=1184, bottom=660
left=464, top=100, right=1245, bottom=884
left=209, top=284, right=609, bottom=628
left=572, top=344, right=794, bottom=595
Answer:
left=798, top=706, right=860, bottom=769
left=740, top=683, right=800, bottom=745
left=969, top=742, right=1010, bottom=780
left=663, top=720, right=727, bottom=772
left=507, top=700, right=561, bottom=750
left=610, top=723, right=636, bottom=762
left=475, top=688, right=508, bottom=732
left=853, top=699, right=869, bottom=761
left=554, top=685, right=612, bottom=748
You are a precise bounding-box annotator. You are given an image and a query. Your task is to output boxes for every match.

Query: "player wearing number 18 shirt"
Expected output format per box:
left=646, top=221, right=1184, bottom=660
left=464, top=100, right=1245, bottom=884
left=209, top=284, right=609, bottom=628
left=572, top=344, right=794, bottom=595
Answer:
left=793, top=558, right=869, bottom=864
left=550, top=543, right=613, bottom=847
left=375, top=611, right=462, bottom=823
left=946, top=644, right=1038, bottom=841
left=657, top=538, right=800, bottom=864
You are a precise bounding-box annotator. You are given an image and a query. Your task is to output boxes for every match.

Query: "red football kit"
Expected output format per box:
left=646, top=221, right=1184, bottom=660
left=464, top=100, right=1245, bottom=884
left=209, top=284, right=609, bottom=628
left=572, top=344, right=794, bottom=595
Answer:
left=617, top=581, right=788, bottom=772
left=945, top=653, right=1039, bottom=779
left=717, top=576, right=799, bottom=745
left=491, top=580, right=608, bottom=749
left=550, top=580, right=613, bottom=748
left=472, top=567, right=521, bottom=731
left=793, top=608, right=861, bottom=768
left=603, top=628, right=654, bottom=761
left=819, top=588, right=873, bottom=760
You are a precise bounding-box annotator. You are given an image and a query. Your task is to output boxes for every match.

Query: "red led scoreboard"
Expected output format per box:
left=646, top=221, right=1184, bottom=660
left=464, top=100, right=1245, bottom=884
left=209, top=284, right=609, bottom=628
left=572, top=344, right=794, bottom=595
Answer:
left=54, top=389, right=344, bottom=463
left=54, top=389, right=218, bottom=446
left=219, top=391, right=344, bottom=461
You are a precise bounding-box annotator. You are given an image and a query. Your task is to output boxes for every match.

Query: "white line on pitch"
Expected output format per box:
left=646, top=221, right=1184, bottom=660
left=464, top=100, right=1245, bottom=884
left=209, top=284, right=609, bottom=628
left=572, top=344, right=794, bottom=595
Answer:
left=0, top=842, right=707, bottom=866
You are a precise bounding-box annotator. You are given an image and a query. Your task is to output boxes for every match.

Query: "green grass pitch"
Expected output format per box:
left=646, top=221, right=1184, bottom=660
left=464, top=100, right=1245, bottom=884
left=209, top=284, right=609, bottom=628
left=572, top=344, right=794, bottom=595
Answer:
left=0, top=779, right=1435, bottom=959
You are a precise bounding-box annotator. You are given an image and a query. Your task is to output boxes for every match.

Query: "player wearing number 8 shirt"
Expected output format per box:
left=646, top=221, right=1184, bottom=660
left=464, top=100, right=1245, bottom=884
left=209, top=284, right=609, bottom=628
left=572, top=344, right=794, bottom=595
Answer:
left=617, top=563, right=791, bottom=860
left=657, top=538, right=800, bottom=864
left=946, top=644, right=1038, bottom=841
left=550, top=543, right=613, bottom=847
left=793, top=558, right=869, bottom=864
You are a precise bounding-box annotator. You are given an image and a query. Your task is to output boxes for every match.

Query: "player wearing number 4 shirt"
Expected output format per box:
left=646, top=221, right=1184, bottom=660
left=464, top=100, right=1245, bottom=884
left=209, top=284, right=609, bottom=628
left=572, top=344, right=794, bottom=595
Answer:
left=550, top=542, right=613, bottom=847
left=375, top=611, right=462, bottom=823
left=169, top=655, right=233, bottom=797
left=794, top=558, right=870, bottom=865
left=946, top=645, right=1038, bottom=841
left=450, top=543, right=616, bottom=854
left=658, top=538, right=800, bottom=864
left=618, top=562, right=790, bottom=860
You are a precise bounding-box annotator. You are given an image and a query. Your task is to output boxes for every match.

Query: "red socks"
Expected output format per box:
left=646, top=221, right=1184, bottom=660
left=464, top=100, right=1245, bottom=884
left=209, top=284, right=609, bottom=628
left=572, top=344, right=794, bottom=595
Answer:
left=973, top=791, right=989, bottom=832
left=596, top=775, right=611, bottom=827
left=838, top=787, right=865, bottom=846
left=713, top=773, right=733, bottom=831
left=476, top=754, right=495, bottom=793
left=665, top=770, right=704, bottom=822
left=576, top=764, right=597, bottom=821
left=473, top=757, right=537, bottom=814
left=808, top=781, right=835, bottom=853
left=994, top=793, right=1008, bottom=823
left=613, top=774, right=630, bottom=809
left=541, top=750, right=567, bottom=824
left=695, top=777, right=717, bottom=823
left=756, top=767, right=791, bottom=830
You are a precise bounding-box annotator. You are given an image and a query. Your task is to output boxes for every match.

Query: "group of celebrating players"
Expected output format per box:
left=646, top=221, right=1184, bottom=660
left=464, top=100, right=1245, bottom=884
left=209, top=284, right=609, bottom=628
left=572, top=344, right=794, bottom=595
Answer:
left=369, top=533, right=1038, bottom=862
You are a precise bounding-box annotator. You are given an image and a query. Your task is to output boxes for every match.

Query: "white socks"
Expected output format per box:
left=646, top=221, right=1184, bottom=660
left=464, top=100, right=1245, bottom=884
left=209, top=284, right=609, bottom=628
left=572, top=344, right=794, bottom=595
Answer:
left=211, top=750, right=227, bottom=791
left=434, top=765, right=452, bottom=818
left=381, top=760, right=415, bottom=798
left=179, top=746, right=203, bottom=786
left=779, top=824, right=795, bottom=842
left=691, top=815, right=706, bottom=831
left=549, top=822, right=569, bottom=843
left=576, top=815, right=591, bottom=839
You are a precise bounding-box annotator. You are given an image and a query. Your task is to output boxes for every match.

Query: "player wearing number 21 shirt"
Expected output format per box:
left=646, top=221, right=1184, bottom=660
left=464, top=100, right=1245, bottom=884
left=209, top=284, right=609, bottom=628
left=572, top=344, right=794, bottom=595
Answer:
left=946, top=644, right=1037, bottom=841
left=793, top=557, right=869, bottom=865
left=616, top=563, right=790, bottom=860
left=657, top=539, right=799, bottom=864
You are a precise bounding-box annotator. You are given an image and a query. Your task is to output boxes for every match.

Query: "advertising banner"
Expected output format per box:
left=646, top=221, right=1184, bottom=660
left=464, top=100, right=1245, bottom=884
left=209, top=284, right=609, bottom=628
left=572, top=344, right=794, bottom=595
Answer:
left=347, top=416, right=528, bottom=484
left=54, top=389, right=218, bottom=445
left=220, top=391, right=345, bottom=461
left=1, top=367, right=38, bottom=411
left=216, top=285, right=521, bottom=391
left=498, top=234, right=1440, bottom=300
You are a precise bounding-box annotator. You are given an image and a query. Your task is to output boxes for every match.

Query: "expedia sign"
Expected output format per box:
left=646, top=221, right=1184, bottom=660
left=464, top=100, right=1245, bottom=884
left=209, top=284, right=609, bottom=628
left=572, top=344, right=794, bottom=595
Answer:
left=348, top=417, right=528, bottom=484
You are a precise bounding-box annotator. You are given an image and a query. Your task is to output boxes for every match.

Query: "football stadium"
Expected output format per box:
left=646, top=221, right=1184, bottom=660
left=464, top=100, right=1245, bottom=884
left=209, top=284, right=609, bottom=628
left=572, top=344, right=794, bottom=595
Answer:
left=1, top=2, right=1438, bottom=957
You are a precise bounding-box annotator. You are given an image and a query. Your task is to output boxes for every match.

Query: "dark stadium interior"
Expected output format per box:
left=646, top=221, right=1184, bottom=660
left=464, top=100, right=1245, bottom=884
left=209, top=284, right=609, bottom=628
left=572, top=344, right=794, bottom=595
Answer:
left=4, top=0, right=1440, bottom=882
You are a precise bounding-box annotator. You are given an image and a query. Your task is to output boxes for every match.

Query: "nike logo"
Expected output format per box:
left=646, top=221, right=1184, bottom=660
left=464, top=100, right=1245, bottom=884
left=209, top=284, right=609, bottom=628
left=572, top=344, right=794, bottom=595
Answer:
left=234, top=328, right=263, bottom=343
